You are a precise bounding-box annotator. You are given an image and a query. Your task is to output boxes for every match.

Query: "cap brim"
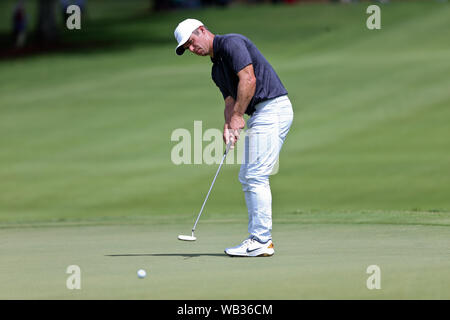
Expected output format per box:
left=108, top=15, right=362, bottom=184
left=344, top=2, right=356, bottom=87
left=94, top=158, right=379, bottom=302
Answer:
left=175, top=35, right=190, bottom=56
left=176, top=45, right=185, bottom=56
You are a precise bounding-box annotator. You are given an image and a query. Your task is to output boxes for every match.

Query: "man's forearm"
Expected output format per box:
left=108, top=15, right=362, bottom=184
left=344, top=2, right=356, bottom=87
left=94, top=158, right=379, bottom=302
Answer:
left=224, top=65, right=256, bottom=134
left=224, top=96, right=235, bottom=126
left=233, top=78, right=255, bottom=116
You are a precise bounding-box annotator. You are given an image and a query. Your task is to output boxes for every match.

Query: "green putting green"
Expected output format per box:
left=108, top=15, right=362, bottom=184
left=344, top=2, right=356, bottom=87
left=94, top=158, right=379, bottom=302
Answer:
left=0, top=217, right=449, bottom=299
left=0, top=1, right=449, bottom=299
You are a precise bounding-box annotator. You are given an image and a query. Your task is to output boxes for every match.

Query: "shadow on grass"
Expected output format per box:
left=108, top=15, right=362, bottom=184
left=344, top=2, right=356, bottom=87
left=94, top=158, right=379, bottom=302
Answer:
left=106, top=253, right=226, bottom=259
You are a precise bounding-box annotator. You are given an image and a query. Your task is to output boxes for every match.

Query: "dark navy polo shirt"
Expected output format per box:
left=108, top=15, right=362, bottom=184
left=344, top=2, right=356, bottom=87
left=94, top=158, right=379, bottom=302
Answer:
left=211, top=34, right=288, bottom=116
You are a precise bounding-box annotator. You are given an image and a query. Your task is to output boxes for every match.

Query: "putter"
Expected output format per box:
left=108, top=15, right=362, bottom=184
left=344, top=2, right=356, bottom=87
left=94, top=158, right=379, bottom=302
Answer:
left=178, top=138, right=234, bottom=242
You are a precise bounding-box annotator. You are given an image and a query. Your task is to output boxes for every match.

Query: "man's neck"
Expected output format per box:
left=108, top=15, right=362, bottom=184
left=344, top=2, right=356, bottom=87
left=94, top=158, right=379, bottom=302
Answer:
left=209, top=34, right=216, bottom=58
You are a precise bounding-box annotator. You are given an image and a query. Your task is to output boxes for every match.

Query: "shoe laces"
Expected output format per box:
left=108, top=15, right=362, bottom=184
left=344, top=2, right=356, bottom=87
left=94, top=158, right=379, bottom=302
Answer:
left=241, top=238, right=255, bottom=247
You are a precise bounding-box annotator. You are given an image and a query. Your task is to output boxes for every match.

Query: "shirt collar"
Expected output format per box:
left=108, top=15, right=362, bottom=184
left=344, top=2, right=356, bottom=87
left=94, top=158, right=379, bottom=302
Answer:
left=210, top=35, right=220, bottom=63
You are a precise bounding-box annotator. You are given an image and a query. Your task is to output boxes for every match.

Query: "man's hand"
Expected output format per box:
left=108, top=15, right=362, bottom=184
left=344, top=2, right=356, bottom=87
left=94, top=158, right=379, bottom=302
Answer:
left=230, top=111, right=245, bottom=131
left=223, top=125, right=231, bottom=146
left=228, top=112, right=245, bottom=148
left=223, top=123, right=242, bottom=149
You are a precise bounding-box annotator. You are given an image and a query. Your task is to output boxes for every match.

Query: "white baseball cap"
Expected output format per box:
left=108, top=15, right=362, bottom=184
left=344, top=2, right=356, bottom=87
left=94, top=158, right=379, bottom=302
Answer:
left=174, top=18, right=204, bottom=56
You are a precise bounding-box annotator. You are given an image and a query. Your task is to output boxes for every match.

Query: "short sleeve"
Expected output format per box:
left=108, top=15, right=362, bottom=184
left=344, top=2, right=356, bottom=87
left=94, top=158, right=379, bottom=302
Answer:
left=211, top=65, right=230, bottom=100
left=221, top=37, right=252, bottom=74
left=217, top=84, right=230, bottom=100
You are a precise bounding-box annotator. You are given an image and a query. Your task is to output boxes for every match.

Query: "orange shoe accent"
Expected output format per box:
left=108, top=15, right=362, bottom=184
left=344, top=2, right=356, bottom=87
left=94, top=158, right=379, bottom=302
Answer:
left=268, top=243, right=274, bottom=249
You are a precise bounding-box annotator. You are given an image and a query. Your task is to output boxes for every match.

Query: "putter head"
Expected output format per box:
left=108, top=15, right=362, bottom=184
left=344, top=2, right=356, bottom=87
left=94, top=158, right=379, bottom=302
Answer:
left=178, top=234, right=197, bottom=241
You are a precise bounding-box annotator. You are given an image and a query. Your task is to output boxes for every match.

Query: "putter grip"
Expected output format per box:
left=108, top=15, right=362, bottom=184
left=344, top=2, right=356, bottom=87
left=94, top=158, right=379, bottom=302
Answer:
left=225, top=130, right=239, bottom=155
left=224, top=141, right=232, bottom=155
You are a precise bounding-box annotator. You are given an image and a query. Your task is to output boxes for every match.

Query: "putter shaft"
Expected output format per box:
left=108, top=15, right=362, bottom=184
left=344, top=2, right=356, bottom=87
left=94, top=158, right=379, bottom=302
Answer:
left=191, top=141, right=232, bottom=233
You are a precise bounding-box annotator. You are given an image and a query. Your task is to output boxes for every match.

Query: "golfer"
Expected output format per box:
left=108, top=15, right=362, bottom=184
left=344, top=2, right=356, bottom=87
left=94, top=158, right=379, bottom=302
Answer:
left=174, top=19, right=293, bottom=257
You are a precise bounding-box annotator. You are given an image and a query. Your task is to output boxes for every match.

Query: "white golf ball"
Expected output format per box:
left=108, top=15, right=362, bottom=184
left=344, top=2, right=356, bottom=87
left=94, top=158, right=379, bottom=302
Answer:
left=137, top=269, right=146, bottom=279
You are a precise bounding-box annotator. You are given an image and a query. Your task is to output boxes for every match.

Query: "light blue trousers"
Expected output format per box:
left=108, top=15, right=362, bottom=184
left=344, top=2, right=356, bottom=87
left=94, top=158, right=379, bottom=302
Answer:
left=238, top=95, right=293, bottom=242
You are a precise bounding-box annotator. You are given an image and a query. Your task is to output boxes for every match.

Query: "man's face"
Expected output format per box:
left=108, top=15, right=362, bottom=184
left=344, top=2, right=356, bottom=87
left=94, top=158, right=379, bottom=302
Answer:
left=183, top=28, right=209, bottom=56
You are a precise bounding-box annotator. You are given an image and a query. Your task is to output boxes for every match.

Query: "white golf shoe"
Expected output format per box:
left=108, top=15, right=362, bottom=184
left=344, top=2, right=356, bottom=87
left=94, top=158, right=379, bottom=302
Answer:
left=224, top=237, right=274, bottom=257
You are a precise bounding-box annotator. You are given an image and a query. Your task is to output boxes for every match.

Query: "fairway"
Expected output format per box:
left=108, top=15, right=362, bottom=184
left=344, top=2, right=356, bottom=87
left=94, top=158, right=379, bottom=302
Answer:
left=1, top=0, right=450, bottom=300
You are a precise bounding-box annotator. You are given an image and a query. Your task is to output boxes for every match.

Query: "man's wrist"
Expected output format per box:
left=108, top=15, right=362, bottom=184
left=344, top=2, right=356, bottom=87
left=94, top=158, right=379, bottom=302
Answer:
left=232, top=102, right=246, bottom=116
left=232, top=109, right=245, bottom=117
